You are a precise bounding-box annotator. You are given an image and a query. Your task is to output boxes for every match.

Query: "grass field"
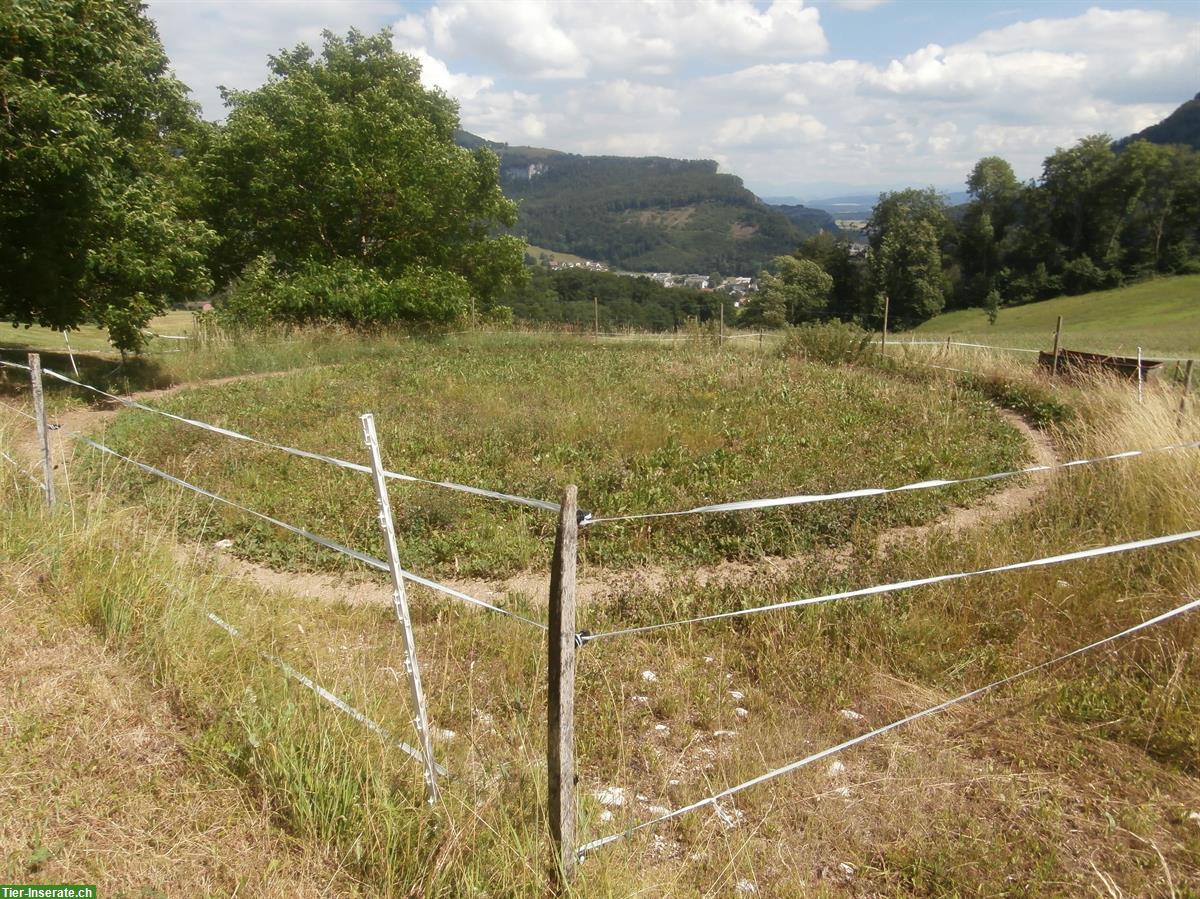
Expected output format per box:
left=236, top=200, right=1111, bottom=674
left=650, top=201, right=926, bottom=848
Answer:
left=2, top=332, right=1198, bottom=895
left=912, top=274, right=1200, bottom=359
left=87, top=333, right=1026, bottom=578
left=1, top=310, right=196, bottom=355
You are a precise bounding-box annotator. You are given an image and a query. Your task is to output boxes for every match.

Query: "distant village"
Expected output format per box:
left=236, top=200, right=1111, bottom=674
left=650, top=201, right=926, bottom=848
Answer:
left=535, top=253, right=759, bottom=295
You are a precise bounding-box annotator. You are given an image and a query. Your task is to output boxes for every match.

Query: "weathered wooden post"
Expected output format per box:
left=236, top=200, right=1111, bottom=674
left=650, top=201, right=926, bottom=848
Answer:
left=881, top=294, right=890, bottom=353
left=548, top=485, right=579, bottom=888
left=361, top=413, right=440, bottom=806
left=593, top=296, right=599, bottom=340
left=1179, top=360, right=1194, bottom=427
left=1051, top=315, right=1063, bottom=377
left=28, top=353, right=55, bottom=508
left=1137, top=346, right=1144, bottom=404
left=718, top=302, right=725, bottom=349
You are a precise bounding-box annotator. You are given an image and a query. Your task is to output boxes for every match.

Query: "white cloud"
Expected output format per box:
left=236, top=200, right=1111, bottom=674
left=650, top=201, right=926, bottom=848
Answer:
left=144, top=1, right=1199, bottom=195
left=147, top=0, right=393, bottom=118
left=392, top=0, right=828, bottom=80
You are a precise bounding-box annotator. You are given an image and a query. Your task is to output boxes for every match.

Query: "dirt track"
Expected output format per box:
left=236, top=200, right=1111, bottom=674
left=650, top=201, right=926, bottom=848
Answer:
left=3, top=367, right=1060, bottom=612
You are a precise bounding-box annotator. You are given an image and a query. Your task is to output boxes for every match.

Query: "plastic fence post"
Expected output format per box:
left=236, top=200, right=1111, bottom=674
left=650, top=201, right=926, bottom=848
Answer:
left=361, top=412, right=440, bottom=806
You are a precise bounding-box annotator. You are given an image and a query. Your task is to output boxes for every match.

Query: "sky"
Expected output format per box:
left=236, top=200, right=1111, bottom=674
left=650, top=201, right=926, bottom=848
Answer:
left=145, top=0, right=1200, bottom=200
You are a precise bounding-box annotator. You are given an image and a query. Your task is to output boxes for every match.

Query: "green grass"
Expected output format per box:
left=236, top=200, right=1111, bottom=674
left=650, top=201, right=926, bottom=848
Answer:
left=912, top=274, right=1200, bottom=359
left=2, top=310, right=196, bottom=355
left=89, top=333, right=1026, bottom=578
left=3, top=338, right=1198, bottom=896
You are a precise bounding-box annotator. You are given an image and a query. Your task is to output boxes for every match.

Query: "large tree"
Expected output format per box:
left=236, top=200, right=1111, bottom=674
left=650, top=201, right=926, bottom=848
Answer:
left=868, top=188, right=949, bottom=326
left=0, top=0, right=215, bottom=352
left=750, top=256, right=833, bottom=326
left=202, top=29, right=525, bottom=314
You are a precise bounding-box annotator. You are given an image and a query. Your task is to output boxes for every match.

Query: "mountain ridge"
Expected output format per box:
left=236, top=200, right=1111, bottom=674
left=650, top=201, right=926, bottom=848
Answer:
left=455, top=130, right=836, bottom=274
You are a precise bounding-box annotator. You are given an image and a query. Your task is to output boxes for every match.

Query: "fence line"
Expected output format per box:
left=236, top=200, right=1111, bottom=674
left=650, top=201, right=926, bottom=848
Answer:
left=578, top=594, right=1200, bottom=857
left=66, top=428, right=544, bottom=629
left=0, top=447, right=44, bottom=489
left=585, top=439, right=1200, bottom=526
left=581, top=528, right=1200, bottom=641
left=36, top=366, right=559, bottom=514
left=206, top=611, right=446, bottom=775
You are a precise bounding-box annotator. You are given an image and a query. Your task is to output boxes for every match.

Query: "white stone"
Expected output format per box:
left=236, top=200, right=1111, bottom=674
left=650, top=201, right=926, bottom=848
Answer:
left=713, top=729, right=738, bottom=738
left=654, top=724, right=670, bottom=734
left=1188, top=811, right=1200, bottom=827
left=729, top=689, right=746, bottom=701
left=630, top=695, right=649, bottom=705
left=839, top=708, right=865, bottom=722
left=838, top=862, right=856, bottom=880
left=214, top=538, right=234, bottom=549
left=734, top=707, right=749, bottom=718
left=594, top=786, right=625, bottom=807
left=641, top=670, right=659, bottom=683
left=599, top=810, right=614, bottom=823
left=735, top=879, right=759, bottom=895
left=827, top=760, right=846, bottom=778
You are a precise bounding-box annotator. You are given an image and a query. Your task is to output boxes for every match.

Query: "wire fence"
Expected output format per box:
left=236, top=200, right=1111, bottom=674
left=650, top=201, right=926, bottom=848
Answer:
left=1, top=348, right=1197, bottom=885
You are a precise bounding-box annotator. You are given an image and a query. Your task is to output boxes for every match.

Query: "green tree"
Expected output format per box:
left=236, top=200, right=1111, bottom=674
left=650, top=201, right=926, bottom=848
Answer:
left=202, top=29, right=525, bottom=315
left=868, top=189, right=948, bottom=326
left=754, top=256, right=833, bottom=326
left=0, top=0, right=215, bottom=353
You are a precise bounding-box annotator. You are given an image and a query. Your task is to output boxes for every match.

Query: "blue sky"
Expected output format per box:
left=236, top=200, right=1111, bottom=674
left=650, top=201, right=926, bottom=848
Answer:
left=146, top=0, right=1199, bottom=199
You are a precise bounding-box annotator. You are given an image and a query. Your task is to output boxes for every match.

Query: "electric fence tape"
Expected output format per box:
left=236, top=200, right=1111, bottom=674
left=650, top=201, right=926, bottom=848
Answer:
left=67, top=429, right=544, bottom=629
left=586, top=440, right=1200, bottom=526
left=39, top=366, right=559, bottom=513
left=206, top=611, right=447, bottom=775
left=583, top=528, right=1200, bottom=641
left=578, top=595, right=1200, bottom=857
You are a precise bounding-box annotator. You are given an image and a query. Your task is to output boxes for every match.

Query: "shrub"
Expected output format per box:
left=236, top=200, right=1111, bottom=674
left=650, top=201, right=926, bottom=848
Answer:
left=779, top=321, right=875, bottom=365
left=217, top=257, right=471, bottom=330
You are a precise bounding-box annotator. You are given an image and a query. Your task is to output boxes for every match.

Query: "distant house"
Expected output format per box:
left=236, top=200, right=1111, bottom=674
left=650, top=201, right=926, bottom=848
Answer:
left=682, top=274, right=709, bottom=290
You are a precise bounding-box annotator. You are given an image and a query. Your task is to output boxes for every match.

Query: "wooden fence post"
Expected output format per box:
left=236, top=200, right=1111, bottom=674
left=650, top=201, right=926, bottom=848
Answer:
left=881, top=294, right=889, bottom=353
left=1052, top=315, right=1063, bottom=377
left=1137, top=346, right=1144, bottom=404
left=1179, top=360, right=1194, bottom=427
left=360, top=412, right=440, bottom=806
left=548, top=484, right=579, bottom=888
left=718, top=302, right=725, bottom=349
left=594, top=296, right=599, bottom=341
left=28, top=353, right=55, bottom=509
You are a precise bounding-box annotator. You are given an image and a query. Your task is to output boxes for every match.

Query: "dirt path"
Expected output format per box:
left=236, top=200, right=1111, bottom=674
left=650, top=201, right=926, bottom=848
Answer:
left=5, top=368, right=1061, bottom=613
left=0, top=593, right=354, bottom=894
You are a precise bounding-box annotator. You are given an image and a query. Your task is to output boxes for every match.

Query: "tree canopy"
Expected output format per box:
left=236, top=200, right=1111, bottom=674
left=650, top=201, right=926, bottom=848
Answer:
left=0, top=0, right=214, bottom=352
left=201, top=29, right=526, bottom=316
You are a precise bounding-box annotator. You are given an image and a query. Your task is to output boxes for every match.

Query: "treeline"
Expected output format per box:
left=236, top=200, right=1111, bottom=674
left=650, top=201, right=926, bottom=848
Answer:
left=766, top=135, right=1200, bottom=329
left=1, top=4, right=524, bottom=352
left=501, top=267, right=730, bottom=331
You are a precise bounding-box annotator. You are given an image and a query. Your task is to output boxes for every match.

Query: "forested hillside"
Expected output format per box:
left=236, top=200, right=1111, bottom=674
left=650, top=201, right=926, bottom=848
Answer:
left=1118, top=93, right=1200, bottom=151
left=456, top=131, right=835, bottom=275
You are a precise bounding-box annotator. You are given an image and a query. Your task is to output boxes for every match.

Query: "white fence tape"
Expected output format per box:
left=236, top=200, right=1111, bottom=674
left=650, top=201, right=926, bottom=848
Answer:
left=0, top=399, right=37, bottom=421
left=586, top=440, right=1200, bottom=526
left=0, top=448, right=44, bottom=489
left=578, top=594, right=1200, bottom=857
left=67, top=429, right=545, bottom=629
left=39, top=366, right=559, bottom=513
left=0, top=359, right=31, bottom=372
left=583, top=528, right=1200, bottom=641
left=206, top=611, right=447, bottom=775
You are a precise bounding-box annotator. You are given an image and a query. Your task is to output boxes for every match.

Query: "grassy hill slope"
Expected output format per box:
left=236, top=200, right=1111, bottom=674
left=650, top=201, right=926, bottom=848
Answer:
left=912, top=275, right=1200, bottom=358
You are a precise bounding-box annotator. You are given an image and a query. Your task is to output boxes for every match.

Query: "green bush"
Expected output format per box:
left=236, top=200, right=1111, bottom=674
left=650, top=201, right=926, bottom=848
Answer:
left=779, top=320, right=875, bottom=365
left=217, top=257, right=471, bottom=329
